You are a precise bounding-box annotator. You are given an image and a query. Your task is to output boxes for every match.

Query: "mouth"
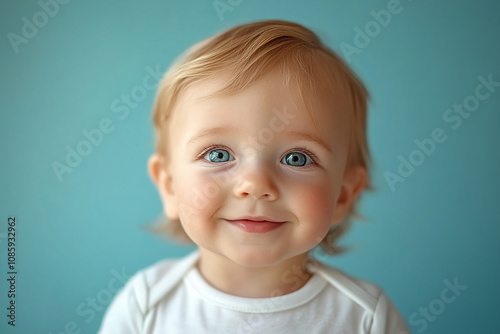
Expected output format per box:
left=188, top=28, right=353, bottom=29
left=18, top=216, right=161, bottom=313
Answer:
left=225, top=216, right=285, bottom=233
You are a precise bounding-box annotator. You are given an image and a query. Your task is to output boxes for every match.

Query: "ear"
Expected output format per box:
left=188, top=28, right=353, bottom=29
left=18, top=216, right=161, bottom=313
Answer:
left=332, top=166, right=367, bottom=224
left=148, top=153, right=179, bottom=219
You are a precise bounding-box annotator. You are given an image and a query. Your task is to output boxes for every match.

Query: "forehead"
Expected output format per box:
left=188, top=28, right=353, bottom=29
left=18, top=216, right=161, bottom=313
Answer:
left=168, top=71, right=350, bottom=147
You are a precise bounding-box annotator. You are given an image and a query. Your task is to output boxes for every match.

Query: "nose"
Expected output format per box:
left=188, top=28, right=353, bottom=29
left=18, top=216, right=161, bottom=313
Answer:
left=233, top=165, right=279, bottom=201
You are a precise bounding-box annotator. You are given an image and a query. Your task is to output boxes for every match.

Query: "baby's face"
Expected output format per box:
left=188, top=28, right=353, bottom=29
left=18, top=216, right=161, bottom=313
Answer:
left=158, top=71, right=359, bottom=267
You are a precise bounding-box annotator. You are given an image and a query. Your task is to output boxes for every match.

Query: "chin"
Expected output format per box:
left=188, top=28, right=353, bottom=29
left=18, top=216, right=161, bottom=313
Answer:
left=222, top=246, right=294, bottom=268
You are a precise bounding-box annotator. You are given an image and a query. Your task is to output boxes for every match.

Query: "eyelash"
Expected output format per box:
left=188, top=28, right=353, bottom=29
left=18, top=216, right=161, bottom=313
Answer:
left=196, top=144, right=318, bottom=165
left=285, top=146, right=318, bottom=165
left=196, top=145, right=232, bottom=160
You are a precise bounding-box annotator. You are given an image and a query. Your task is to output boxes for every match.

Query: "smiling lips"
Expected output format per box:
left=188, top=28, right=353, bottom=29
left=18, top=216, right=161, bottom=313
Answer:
left=226, top=217, right=285, bottom=233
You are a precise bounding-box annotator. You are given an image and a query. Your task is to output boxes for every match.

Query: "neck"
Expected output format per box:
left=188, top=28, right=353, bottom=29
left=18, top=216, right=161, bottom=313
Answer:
left=196, top=249, right=313, bottom=298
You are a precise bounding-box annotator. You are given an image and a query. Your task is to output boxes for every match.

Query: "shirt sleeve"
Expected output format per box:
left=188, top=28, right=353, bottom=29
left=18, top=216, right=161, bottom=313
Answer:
left=370, top=291, right=410, bottom=334
left=98, top=272, right=146, bottom=334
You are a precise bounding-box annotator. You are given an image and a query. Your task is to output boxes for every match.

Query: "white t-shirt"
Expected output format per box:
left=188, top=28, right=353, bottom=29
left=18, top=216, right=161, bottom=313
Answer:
left=98, top=251, right=410, bottom=334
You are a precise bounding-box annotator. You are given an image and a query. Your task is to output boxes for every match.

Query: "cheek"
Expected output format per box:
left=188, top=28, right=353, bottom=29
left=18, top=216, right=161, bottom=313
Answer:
left=175, top=170, right=225, bottom=222
left=291, top=181, right=338, bottom=225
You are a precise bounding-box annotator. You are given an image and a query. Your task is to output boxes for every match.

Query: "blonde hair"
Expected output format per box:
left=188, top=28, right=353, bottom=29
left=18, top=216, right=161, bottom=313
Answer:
left=151, top=20, right=371, bottom=255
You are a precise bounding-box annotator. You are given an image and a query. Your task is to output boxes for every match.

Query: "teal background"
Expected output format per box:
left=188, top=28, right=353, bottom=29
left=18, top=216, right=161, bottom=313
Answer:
left=1, top=0, right=499, bottom=333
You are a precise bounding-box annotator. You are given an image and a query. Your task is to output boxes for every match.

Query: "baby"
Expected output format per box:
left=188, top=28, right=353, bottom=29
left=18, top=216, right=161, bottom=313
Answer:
left=99, top=20, right=410, bottom=333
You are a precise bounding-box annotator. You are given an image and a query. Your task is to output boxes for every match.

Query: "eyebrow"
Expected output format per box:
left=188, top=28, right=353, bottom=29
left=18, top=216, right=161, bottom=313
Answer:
left=283, top=131, right=332, bottom=153
left=187, top=127, right=332, bottom=153
left=187, top=126, right=239, bottom=146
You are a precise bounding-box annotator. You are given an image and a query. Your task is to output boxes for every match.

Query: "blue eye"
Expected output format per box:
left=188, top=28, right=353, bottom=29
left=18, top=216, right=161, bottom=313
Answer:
left=282, top=152, right=312, bottom=167
left=204, top=149, right=233, bottom=163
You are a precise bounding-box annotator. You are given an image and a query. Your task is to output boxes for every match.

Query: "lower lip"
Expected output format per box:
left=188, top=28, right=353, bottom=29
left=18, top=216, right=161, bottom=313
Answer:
left=227, top=220, right=284, bottom=233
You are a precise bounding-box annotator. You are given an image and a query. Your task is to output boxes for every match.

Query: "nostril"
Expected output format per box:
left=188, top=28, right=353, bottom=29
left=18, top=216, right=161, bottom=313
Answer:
left=234, top=179, right=278, bottom=200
